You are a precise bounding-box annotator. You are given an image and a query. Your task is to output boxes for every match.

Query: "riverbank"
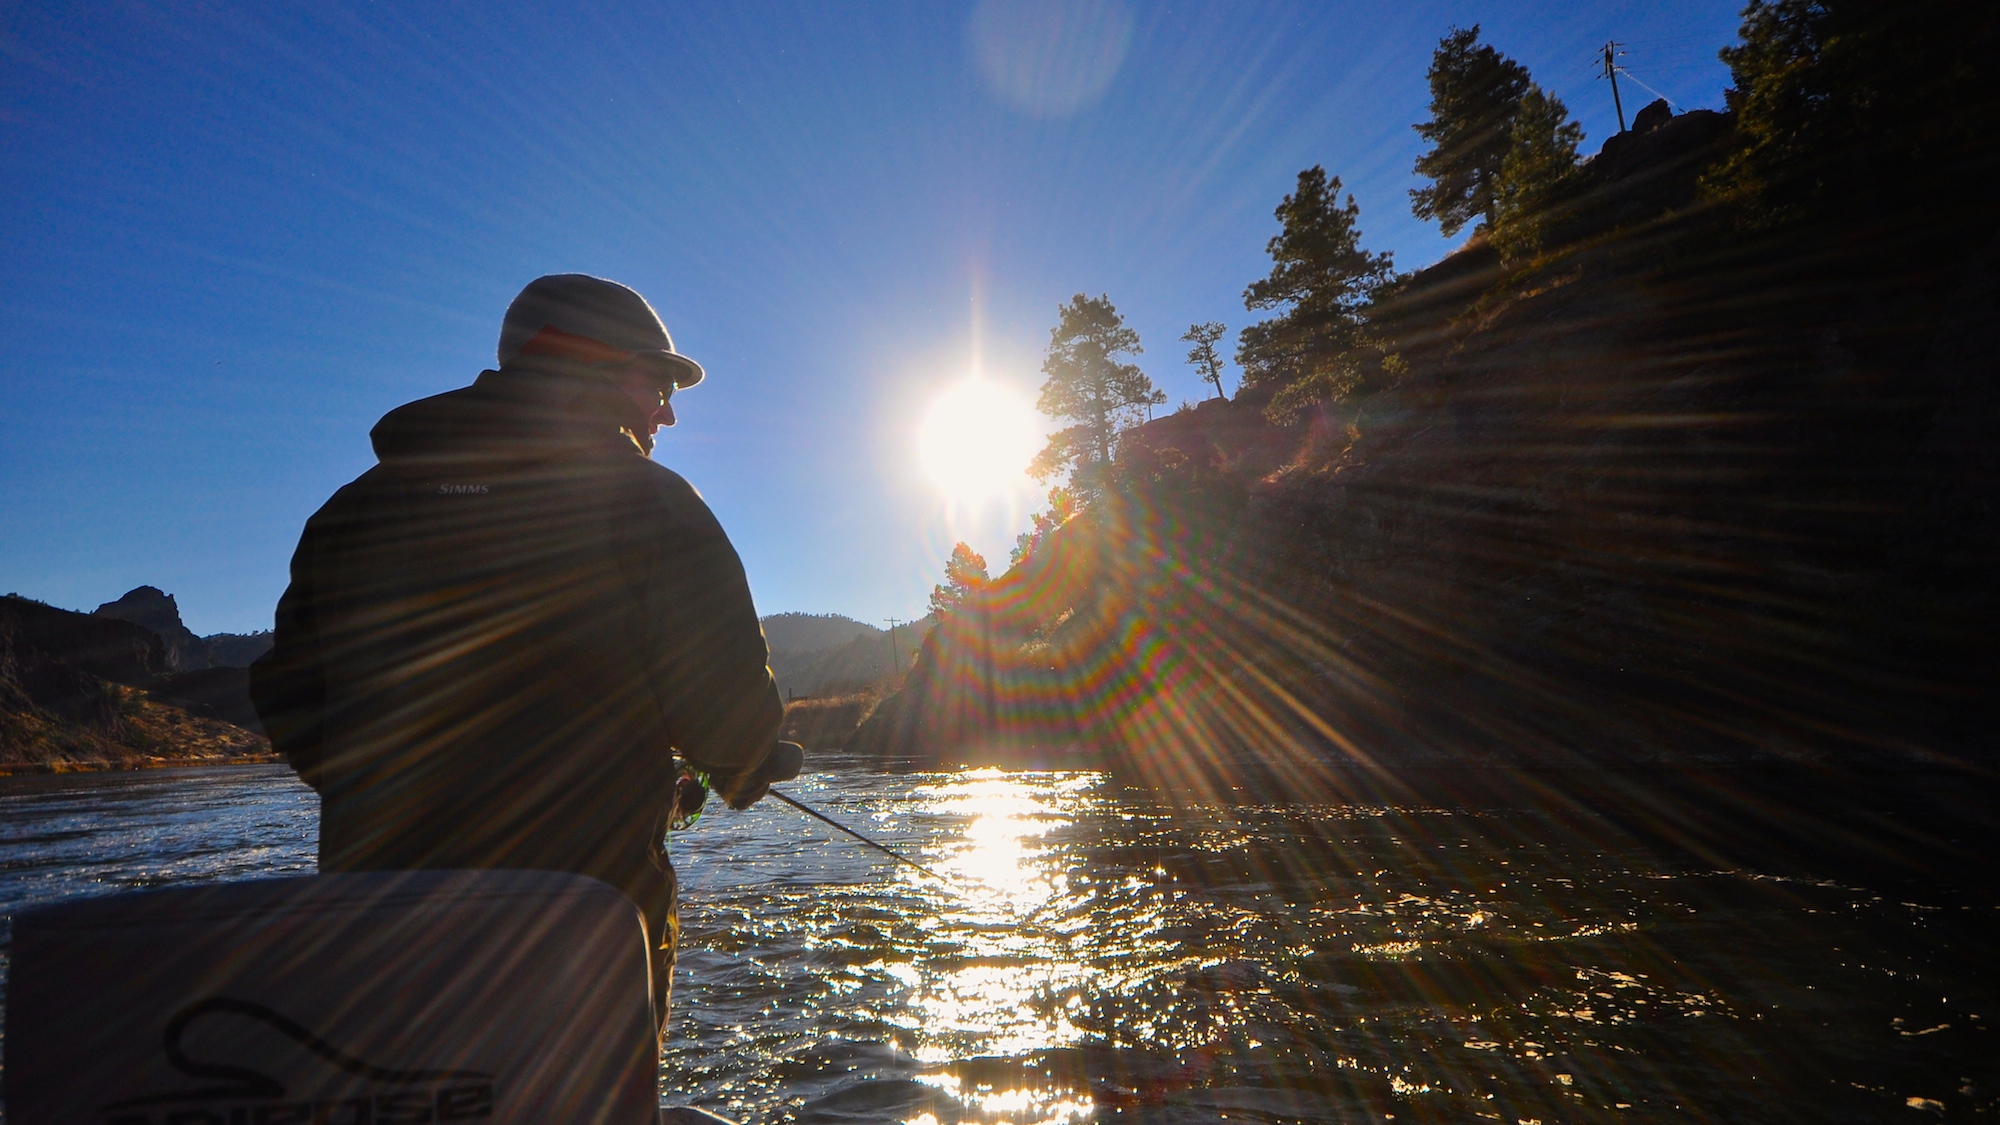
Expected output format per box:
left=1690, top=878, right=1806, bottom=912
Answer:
left=0, top=749, right=279, bottom=778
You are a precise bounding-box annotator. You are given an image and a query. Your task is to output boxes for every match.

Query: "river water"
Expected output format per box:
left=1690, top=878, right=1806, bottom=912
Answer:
left=1, top=758, right=1993, bottom=1123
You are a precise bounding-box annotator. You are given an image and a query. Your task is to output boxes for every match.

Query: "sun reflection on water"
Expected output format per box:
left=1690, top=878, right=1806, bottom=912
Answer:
left=924, top=767, right=1067, bottom=908
left=898, top=769, right=1096, bottom=1071
left=656, top=758, right=1984, bottom=1124
left=910, top=1075, right=1095, bottom=1125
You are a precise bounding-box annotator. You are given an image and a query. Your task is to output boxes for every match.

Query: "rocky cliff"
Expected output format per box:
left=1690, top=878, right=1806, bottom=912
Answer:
left=850, top=103, right=2000, bottom=792
left=94, top=586, right=207, bottom=671
left=92, top=586, right=272, bottom=671
left=1, top=595, right=269, bottom=772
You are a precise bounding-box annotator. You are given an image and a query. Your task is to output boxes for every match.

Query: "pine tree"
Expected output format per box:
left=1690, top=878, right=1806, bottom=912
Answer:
left=1705, top=0, right=2000, bottom=231
left=1237, top=167, right=1397, bottom=420
left=1030, top=294, right=1164, bottom=498
left=1181, top=322, right=1230, bottom=400
left=1410, top=25, right=1532, bottom=237
left=1011, top=486, right=1080, bottom=566
left=927, top=542, right=990, bottom=619
left=1489, top=85, right=1585, bottom=261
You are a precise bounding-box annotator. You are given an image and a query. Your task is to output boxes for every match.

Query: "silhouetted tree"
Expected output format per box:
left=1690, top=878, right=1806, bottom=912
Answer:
left=1011, top=485, right=1080, bottom=567
left=1181, top=322, right=1230, bottom=400
left=928, top=542, right=990, bottom=619
left=1410, top=25, right=1532, bottom=237
left=1030, top=294, right=1164, bottom=498
left=1490, top=85, right=1585, bottom=261
left=1706, top=0, right=2000, bottom=232
left=1238, top=167, right=1399, bottom=422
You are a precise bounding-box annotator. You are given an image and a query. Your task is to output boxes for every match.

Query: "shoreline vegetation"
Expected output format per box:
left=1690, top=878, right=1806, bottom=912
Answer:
left=779, top=692, right=888, bottom=753
left=0, top=751, right=280, bottom=779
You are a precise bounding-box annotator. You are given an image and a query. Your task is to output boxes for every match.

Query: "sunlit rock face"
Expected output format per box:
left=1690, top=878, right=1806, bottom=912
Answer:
left=853, top=106, right=2000, bottom=788
left=0, top=595, right=265, bottom=770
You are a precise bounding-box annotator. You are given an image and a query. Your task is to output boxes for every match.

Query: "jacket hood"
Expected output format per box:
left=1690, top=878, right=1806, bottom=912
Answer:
left=369, top=367, right=645, bottom=464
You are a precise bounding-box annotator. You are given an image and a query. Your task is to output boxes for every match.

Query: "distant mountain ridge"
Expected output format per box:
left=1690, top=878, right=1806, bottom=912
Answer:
left=760, top=612, right=880, bottom=655
left=0, top=587, right=923, bottom=769
left=759, top=612, right=933, bottom=699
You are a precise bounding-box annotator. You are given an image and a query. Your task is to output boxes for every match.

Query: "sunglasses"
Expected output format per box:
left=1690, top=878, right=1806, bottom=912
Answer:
left=597, top=356, right=677, bottom=406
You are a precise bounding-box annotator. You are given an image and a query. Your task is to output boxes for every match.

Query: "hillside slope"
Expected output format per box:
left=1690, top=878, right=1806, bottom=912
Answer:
left=1, top=596, right=269, bottom=772
left=764, top=614, right=933, bottom=698
left=760, top=612, right=879, bottom=655
left=852, top=101, right=2000, bottom=790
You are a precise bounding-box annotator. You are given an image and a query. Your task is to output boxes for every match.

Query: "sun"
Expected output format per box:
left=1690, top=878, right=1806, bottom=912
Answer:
left=917, top=378, right=1041, bottom=501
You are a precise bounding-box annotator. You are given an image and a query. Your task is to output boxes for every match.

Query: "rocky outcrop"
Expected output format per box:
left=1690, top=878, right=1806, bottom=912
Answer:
left=1573, top=108, right=1732, bottom=230
left=95, top=587, right=205, bottom=671
left=1629, top=97, right=1673, bottom=136
left=91, top=586, right=273, bottom=670
left=850, top=105, right=2000, bottom=790
left=1, top=595, right=268, bottom=772
left=8, top=596, right=164, bottom=684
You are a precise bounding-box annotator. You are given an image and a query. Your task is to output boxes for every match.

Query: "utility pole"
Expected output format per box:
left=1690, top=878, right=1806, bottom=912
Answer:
left=1600, top=41, right=1627, bottom=132
left=882, top=617, right=902, bottom=673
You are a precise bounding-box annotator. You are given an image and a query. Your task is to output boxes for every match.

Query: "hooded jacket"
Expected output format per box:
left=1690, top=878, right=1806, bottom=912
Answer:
left=250, top=365, right=783, bottom=937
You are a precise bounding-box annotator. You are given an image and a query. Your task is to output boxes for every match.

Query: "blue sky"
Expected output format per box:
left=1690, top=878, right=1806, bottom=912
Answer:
left=1, top=1, right=1740, bottom=634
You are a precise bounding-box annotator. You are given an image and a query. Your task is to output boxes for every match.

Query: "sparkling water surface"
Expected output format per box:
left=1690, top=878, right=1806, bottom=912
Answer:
left=2, top=758, right=1993, bottom=1123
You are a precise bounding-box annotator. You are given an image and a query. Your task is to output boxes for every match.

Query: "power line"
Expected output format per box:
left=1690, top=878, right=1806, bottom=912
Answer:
left=882, top=616, right=902, bottom=672
left=1614, top=65, right=1683, bottom=113
left=1598, top=41, right=1628, bottom=132
left=1615, top=33, right=1712, bottom=46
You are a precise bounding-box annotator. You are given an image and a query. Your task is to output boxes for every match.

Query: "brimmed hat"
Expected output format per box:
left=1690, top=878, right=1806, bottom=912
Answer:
left=497, top=274, right=704, bottom=389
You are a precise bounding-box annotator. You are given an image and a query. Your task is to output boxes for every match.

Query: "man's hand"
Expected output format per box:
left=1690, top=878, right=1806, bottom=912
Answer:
left=716, top=741, right=804, bottom=810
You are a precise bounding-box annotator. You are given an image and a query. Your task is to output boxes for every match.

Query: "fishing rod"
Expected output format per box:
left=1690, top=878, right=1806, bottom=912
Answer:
left=678, top=752, right=1058, bottom=926
left=767, top=787, right=1074, bottom=938
left=768, top=788, right=952, bottom=884
left=673, top=754, right=947, bottom=883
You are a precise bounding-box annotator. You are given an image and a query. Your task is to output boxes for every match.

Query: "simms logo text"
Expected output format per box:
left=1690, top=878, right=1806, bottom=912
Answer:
left=438, top=484, right=489, bottom=495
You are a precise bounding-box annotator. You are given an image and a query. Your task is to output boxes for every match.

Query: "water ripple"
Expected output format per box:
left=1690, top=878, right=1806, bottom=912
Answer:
left=3, top=757, right=1995, bottom=1122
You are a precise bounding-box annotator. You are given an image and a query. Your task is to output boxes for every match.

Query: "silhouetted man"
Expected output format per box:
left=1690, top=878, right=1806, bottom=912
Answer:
left=251, top=274, right=797, bottom=1027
